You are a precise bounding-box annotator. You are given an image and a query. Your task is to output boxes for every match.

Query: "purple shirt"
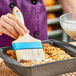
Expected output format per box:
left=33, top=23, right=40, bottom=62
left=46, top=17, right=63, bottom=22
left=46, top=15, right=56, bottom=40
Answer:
left=0, top=0, right=48, bottom=47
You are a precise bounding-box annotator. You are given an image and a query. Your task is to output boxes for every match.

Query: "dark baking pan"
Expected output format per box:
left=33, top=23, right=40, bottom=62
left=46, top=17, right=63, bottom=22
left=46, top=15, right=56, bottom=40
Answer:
left=0, top=39, right=76, bottom=76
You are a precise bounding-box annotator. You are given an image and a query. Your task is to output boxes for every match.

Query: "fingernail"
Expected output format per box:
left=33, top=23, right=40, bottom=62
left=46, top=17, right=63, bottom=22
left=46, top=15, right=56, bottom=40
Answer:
left=21, top=33, right=24, bottom=36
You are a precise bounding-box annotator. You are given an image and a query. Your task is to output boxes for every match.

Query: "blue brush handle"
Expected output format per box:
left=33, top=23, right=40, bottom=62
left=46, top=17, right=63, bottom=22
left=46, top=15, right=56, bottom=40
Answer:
left=12, top=42, right=43, bottom=51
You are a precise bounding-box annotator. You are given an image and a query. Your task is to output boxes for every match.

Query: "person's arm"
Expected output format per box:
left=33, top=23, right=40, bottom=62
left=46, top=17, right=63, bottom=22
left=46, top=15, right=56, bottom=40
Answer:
left=58, top=0, right=76, bottom=13
left=58, top=0, right=76, bottom=40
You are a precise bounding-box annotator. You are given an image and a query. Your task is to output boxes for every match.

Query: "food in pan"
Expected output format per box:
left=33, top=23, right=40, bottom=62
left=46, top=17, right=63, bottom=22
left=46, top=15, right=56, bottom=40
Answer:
left=20, top=59, right=54, bottom=66
left=43, top=43, right=71, bottom=61
left=6, top=50, right=17, bottom=60
left=6, top=43, right=72, bottom=66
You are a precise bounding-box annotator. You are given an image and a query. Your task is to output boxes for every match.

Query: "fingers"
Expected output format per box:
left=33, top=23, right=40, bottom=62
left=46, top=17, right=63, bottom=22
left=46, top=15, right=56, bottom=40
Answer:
left=1, top=15, right=25, bottom=36
left=0, top=13, right=29, bottom=39
left=7, top=13, right=29, bottom=33
left=0, top=27, right=16, bottom=39
left=0, top=20, right=19, bottom=39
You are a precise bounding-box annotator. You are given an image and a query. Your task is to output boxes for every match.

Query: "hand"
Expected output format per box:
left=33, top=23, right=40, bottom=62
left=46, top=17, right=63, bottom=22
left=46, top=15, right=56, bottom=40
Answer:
left=0, top=13, right=29, bottom=39
left=58, top=0, right=76, bottom=13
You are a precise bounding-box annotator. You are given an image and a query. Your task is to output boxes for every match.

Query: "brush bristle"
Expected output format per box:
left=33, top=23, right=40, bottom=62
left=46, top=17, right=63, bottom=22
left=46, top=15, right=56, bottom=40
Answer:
left=16, top=49, right=45, bottom=62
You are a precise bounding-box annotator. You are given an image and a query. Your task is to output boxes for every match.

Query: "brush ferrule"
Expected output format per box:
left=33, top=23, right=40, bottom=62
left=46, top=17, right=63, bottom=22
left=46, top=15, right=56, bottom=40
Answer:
left=12, top=42, right=43, bottom=51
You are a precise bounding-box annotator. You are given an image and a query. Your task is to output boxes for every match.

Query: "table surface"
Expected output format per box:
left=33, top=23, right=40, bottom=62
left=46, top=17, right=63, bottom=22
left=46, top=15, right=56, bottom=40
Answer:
left=0, top=42, right=76, bottom=76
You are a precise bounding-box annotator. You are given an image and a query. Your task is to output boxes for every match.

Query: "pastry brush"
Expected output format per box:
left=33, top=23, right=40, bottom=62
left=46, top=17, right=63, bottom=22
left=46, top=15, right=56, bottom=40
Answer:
left=12, top=7, right=45, bottom=62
